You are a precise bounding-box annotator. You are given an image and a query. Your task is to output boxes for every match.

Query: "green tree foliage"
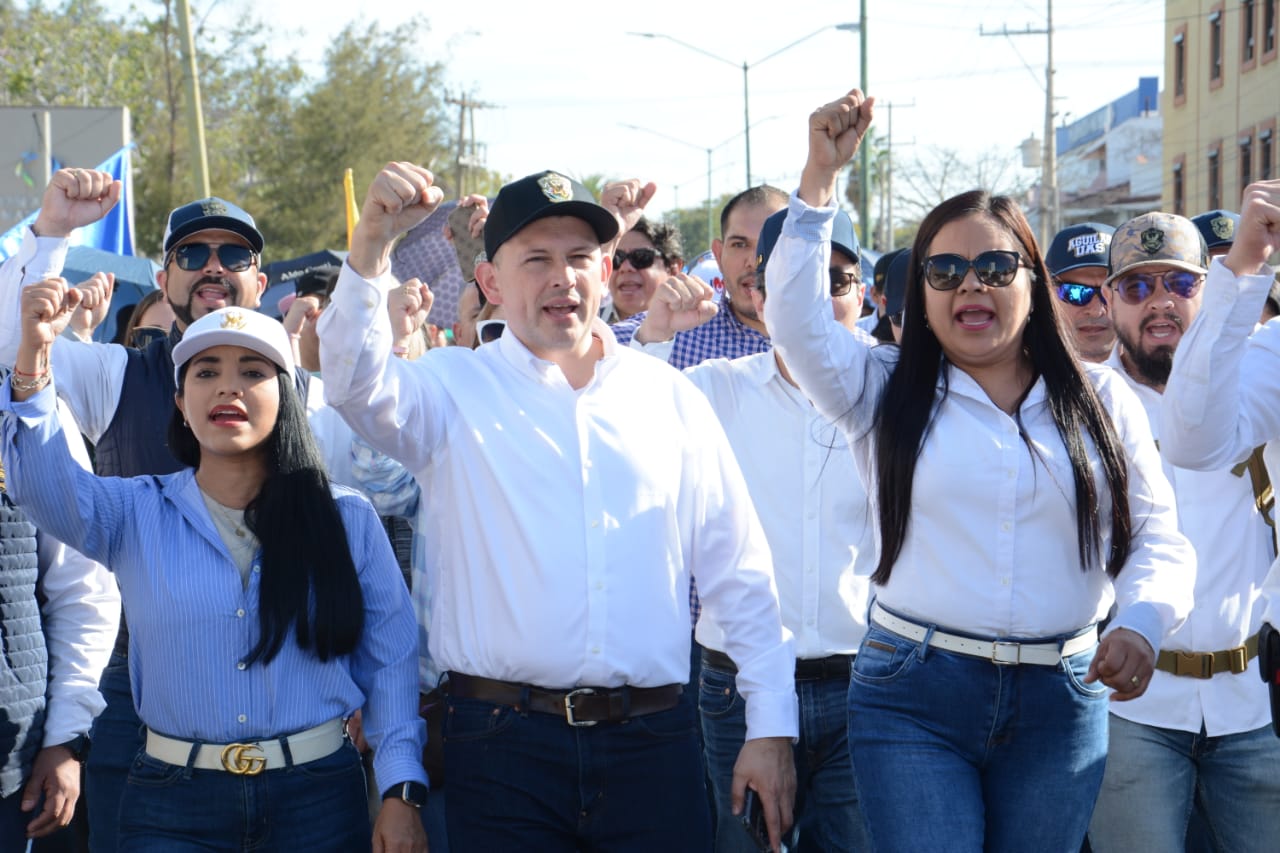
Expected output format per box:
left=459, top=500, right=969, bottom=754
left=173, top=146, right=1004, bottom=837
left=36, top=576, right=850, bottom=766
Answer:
left=0, top=2, right=462, bottom=260
left=661, top=192, right=738, bottom=263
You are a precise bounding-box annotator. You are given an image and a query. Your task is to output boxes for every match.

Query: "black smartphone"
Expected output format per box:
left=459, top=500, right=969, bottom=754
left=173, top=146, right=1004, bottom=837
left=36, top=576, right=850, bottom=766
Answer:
left=1260, top=621, right=1280, bottom=737
left=740, top=788, right=772, bottom=852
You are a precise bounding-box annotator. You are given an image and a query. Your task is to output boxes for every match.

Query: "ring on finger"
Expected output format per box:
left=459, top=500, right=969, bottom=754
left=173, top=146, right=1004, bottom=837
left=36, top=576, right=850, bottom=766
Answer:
left=1129, top=675, right=1140, bottom=686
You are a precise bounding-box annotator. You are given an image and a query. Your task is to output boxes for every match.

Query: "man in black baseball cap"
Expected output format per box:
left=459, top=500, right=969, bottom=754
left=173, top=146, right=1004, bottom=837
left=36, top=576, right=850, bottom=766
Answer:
left=1190, top=209, right=1239, bottom=260
left=321, top=163, right=799, bottom=851
left=1045, top=222, right=1116, bottom=362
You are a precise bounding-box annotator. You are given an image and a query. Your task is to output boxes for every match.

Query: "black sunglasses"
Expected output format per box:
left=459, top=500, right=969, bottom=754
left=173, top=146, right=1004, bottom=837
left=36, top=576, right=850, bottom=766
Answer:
left=829, top=268, right=859, bottom=298
left=613, top=248, right=659, bottom=270
left=1111, top=270, right=1203, bottom=305
left=168, top=242, right=257, bottom=273
left=1054, top=281, right=1106, bottom=307
left=923, top=250, right=1028, bottom=291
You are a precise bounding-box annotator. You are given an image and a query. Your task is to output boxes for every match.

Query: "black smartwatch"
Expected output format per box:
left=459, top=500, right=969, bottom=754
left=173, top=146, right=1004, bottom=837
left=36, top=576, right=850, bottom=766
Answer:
left=55, top=734, right=92, bottom=763
left=382, top=780, right=428, bottom=809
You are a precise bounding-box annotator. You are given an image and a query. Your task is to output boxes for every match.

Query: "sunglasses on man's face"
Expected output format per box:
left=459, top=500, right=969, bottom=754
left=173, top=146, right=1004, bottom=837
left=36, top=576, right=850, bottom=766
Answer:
left=829, top=268, right=859, bottom=298
left=923, top=250, right=1027, bottom=291
left=169, top=242, right=257, bottom=273
left=613, top=248, right=659, bottom=270
left=475, top=318, right=507, bottom=345
left=1053, top=281, right=1107, bottom=308
left=1111, top=270, right=1203, bottom=305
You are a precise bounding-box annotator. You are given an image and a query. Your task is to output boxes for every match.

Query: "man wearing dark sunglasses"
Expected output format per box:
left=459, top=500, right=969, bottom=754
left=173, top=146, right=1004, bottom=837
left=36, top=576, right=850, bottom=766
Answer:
left=1088, top=204, right=1280, bottom=853
left=1045, top=222, right=1116, bottom=363
left=0, top=171, right=286, bottom=851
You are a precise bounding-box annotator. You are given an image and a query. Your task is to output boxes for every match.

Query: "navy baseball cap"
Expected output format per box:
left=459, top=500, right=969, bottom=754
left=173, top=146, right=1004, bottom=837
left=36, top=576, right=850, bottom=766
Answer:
left=163, top=197, right=264, bottom=255
left=755, top=207, right=859, bottom=295
left=1046, top=223, right=1114, bottom=277
left=885, top=250, right=911, bottom=316
left=873, top=248, right=907, bottom=293
left=483, top=170, right=619, bottom=261
left=1191, top=209, right=1239, bottom=251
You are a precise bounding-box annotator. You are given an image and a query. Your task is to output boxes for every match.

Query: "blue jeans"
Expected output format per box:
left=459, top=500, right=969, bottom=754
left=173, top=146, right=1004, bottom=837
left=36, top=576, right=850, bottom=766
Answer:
left=87, top=652, right=143, bottom=853
left=1088, top=715, right=1280, bottom=853
left=118, top=738, right=370, bottom=851
left=848, top=623, right=1108, bottom=853
left=700, top=657, right=869, bottom=853
left=442, top=689, right=712, bottom=851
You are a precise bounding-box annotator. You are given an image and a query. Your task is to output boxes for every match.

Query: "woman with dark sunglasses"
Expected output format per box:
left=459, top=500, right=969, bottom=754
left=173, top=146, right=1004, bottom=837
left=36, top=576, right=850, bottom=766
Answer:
left=763, top=90, right=1194, bottom=852
left=603, top=217, right=682, bottom=322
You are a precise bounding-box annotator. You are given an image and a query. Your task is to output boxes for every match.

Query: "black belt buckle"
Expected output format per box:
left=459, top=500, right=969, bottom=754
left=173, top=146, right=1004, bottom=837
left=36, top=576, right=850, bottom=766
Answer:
left=563, top=688, right=598, bottom=727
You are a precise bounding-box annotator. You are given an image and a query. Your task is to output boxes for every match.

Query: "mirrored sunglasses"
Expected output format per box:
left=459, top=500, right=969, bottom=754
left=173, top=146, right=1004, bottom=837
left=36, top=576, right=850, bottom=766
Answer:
left=1111, top=269, right=1203, bottom=305
left=475, top=318, right=507, bottom=345
left=1054, top=282, right=1106, bottom=307
left=613, top=248, right=658, bottom=270
left=169, top=242, right=257, bottom=273
left=924, top=250, right=1027, bottom=291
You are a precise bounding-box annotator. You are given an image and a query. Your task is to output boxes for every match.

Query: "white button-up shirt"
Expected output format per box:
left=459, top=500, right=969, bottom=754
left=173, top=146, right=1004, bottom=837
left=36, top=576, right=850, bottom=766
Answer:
left=317, top=265, right=798, bottom=740
left=684, top=351, right=873, bottom=658
left=1160, top=259, right=1280, bottom=635
left=1106, top=347, right=1272, bottom=735
left=764, top=194, right=1194, bottom=650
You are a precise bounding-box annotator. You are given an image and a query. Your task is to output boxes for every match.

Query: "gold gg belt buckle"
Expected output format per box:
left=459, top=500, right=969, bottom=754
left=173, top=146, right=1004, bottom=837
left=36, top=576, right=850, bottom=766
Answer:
left=220, top=742, right=267, bottom=775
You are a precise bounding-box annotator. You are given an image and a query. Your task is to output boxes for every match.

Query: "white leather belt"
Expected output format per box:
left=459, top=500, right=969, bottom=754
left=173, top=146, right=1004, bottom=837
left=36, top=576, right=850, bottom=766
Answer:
left=144, top=719, right=345, bottom=775
left=870, top=602, right=1096, bottom=666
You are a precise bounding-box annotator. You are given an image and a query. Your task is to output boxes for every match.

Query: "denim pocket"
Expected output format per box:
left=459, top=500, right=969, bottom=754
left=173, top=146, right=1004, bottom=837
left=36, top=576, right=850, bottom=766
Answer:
left=1061, top=645, right=1108, bottom=699
left=292, top=740, right=364, bottom=780
left=442, top=697, right=519, bottom=743
left=626, top=700, right=697, bottom=740
left=698, top=665, right=742, bottom=720
left=851, top=627, right=918, bottom=684
left=127, top=752, right=187, bottom=788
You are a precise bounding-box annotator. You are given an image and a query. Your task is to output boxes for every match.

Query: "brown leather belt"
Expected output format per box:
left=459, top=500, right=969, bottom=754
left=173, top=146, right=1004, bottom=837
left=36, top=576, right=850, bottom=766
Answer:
left=702, top=648, right=852, bottom=681
left=445, top=672, right=683, bottom=727
left=1155, top=634, right=1259, bottom=679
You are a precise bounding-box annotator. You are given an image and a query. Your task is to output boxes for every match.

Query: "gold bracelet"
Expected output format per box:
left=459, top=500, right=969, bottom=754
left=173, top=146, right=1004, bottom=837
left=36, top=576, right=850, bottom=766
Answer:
left=10, top=371, right=51, bottom=393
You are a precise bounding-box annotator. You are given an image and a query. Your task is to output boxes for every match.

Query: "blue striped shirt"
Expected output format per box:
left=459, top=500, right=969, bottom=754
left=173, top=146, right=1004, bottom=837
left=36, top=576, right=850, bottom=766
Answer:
left=1, top=383, right=427, bottom=790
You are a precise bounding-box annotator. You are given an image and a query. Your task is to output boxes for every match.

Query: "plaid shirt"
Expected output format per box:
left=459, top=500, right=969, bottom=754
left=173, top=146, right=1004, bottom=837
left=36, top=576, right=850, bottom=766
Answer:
left=610, top=302, right=772, bottom=369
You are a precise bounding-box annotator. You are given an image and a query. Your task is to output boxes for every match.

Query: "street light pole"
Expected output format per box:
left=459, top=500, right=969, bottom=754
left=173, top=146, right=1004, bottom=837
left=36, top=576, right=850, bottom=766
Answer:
left=631, top=25, right=859, bottom=190
left=857, top=2, right=870, bottom=246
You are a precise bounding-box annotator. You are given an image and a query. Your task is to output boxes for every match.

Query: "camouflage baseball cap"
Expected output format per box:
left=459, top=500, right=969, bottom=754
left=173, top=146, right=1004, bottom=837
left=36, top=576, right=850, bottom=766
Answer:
left=1105, top=212, right=1208, bottom=286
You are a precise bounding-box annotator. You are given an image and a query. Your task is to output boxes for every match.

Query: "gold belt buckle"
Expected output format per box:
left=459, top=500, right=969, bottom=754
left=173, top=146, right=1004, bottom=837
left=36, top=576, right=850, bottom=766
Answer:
left=1227, top=645, right=1249, bottom=674
left=220, top=742, right=266, bottom=775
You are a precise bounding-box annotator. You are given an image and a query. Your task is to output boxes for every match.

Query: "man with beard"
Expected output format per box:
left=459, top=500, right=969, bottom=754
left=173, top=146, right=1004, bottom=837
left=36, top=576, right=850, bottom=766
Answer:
left=612, top=186, right=787, bottom=368
left=0, top=169, right=273, bottom=851
left=1087, top=210, right=1280, bottom=852
left=1045, top=222, right=1116, bottom=363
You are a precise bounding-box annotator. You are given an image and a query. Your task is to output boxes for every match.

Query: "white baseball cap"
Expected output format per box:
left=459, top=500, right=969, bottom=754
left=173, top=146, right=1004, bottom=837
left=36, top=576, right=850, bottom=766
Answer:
left=171, top=307, right=294, bottom=385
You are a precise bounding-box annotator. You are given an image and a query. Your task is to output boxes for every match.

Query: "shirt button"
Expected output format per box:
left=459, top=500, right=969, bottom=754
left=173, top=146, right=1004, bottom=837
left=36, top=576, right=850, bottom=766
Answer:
left=236, top=608, right=246, bottom=618
left=595, top=581, right=604, bottom=590
left=591, top=646, right=601, bottom=655
left=1001, top=522, right=1011, bottom=532
left=591, top=521, right=599, bottom=528
left=1001, top=578, right=1012, bottom=586
left=237, top=714, right=247, bottom=723
left=583, top=460, right=593, bottom=469
left=237, top=661, right=247, bottom=671
left=1007, top=469, right=1015, bottom=479
left=252, top=565, right=260, bottom=573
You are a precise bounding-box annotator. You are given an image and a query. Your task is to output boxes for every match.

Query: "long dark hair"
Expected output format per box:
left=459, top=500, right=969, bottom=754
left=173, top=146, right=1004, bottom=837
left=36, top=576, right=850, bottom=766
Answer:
left=873, top=189, right=1132, bottom=585
left=168, top=368, right=364, bottom=665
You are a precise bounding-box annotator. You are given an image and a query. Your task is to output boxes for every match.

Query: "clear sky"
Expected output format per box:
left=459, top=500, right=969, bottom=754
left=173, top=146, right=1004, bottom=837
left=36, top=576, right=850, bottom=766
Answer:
left=104, top=0, right=1168, bottom=218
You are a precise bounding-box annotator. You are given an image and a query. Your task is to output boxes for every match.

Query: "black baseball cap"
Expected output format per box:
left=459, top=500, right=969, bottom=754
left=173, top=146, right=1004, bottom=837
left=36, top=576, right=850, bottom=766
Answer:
left=1190, top=209, right=1239, bottom=251
left=754, top=207, right=859, bottom=296
left=483, top=171, right=619, bottom=261
left=1046, top=223, right=1114, bottom=277
left=163, top=197, right=264, bottom=255
left=885, top=250, right=911, bottom=317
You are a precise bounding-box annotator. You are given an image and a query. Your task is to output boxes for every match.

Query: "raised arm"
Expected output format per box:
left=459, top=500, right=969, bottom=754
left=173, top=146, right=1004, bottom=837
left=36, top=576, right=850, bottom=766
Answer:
left=1161, top=180, right=1280, bottom=469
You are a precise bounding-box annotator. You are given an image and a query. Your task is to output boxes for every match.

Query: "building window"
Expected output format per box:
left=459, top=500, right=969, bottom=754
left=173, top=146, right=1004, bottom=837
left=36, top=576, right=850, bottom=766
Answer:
left=1244, top=0, right=1257, bottom=66
left=1175, top=31, right=1188, bottom=100
left=1208, top=146, right=1222, bottom=209
left=1240, top=136, right=1253, bottom=193
left=1210, top=8, right=1224, bottom=83
left=1266, top=0, right=1278, bottom=58
left=1262, top=129, right=1275, bottom=180
left=1173, top=161, right=1185, bottom=216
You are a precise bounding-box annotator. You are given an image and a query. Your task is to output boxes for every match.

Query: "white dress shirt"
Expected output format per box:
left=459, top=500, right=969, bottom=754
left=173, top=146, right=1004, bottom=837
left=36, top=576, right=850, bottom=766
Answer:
left=684, top=352, right=874, bottom=658
left=1160, top=259, right=1280, bottom=631
left=764, top=193, right=1194, bottom=650
left=1105, top=348, right=1272, bottom=735
left=317, top=264, right=798, bottom=740
left=38, top=400, right=121, bottom=746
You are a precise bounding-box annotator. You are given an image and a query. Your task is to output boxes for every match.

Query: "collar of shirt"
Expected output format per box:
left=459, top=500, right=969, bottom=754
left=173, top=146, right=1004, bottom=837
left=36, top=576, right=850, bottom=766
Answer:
left=494, top=317, right=619, bottom=386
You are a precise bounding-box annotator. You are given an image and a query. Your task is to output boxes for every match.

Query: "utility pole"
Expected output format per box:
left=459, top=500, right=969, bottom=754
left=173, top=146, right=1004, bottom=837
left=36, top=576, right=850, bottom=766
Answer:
left=980, top=1, right=1056, bottom=248
left=858, top=0, right=870, bottom=248
left=879, top=100, right=915, bottom=251
left=445, top=93, right=496, bottom=198
left=175, top=0, right=211, bottom=199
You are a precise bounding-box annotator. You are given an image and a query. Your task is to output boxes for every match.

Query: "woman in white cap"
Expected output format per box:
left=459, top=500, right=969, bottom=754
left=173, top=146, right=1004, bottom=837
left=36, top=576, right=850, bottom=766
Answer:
left=2, top=279, right=427, bottom=852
